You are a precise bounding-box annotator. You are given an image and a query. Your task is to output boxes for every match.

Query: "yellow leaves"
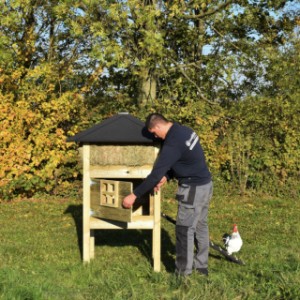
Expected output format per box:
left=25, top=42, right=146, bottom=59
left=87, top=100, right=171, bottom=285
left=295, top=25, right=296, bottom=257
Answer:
left=47, top=84, right=56, bottom=92
left=11, top=70, right=23, bottom=80
left=0, top=85, right=84, bottom=197
left=56, top=128, right=64, bottom=136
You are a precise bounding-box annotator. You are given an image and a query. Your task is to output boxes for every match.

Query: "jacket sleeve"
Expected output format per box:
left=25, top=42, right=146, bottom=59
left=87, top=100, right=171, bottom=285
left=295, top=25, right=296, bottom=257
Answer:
left=133, top=143, right=181, bottom=197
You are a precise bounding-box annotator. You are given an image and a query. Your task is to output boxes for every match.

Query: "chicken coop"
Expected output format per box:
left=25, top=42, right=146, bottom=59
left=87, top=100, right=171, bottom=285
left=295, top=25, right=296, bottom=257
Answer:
left=68, top=113, right=161, bottom=271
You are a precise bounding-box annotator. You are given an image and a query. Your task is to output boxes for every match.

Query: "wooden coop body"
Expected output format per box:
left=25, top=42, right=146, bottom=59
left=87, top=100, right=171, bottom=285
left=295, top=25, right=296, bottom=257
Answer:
left=68, top=113, right=161, bottom=272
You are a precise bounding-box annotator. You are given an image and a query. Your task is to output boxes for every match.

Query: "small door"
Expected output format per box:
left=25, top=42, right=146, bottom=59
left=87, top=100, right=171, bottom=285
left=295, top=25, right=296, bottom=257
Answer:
left=90, top=179, right=133, bottom=222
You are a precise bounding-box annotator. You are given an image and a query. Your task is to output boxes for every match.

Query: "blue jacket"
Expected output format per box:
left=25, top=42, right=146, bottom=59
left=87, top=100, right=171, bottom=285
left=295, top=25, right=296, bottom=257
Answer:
left=133, top=122, right=211, bottom=197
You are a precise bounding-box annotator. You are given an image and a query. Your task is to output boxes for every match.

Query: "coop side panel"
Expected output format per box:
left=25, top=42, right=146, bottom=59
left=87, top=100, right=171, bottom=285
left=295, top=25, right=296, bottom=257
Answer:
left=90, top=179, right=133, bottom=222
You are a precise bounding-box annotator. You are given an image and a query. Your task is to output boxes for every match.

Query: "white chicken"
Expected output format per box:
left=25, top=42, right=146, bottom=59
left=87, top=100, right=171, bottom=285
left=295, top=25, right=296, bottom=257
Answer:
left=223, top=224, right=243, bottom=255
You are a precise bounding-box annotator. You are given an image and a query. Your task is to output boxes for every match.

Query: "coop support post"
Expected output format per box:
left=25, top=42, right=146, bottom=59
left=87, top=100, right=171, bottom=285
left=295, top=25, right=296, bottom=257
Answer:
left=90, top=229, right=95, bottom=259
left=83, top=144, right=92, bottom=262
left=152, top=190, right=161, bottom=272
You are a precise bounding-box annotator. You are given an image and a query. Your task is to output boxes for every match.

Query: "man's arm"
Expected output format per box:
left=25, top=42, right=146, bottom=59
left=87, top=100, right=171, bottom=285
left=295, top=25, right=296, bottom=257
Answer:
left=122, top=175, right=167, bottom=209
left=132, top=143, right=181, bottom=198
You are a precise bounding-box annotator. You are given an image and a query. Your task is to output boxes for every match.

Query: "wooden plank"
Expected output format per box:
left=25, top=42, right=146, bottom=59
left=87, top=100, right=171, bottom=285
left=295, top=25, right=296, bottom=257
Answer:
left=90, top=216, right=154, bottom=229
left=83, top=144, right=91, bottom=262
left=89, top=165, right=153, bottom=178
left=91, top=206, right=132, bottom=223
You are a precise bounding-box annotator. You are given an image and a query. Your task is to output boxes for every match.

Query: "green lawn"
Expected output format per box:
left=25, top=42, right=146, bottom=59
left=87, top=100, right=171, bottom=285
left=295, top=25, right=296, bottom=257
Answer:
left=0, top=189, right=299, bottom=300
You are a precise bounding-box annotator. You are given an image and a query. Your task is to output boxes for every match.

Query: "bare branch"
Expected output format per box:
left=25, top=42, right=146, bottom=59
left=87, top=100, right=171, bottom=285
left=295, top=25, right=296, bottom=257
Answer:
left=169, top=58, right=217, bottom=105
left=180, top=0, right=235, bottom=19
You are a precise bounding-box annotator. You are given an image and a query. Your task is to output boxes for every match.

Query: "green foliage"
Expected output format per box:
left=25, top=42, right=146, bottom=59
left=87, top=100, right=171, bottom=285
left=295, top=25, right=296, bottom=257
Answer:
left=219, top=29, right=300, bottom=196
left=221, top=95, right=300, bottom=196
left=0, top=0, right=299, bottom=198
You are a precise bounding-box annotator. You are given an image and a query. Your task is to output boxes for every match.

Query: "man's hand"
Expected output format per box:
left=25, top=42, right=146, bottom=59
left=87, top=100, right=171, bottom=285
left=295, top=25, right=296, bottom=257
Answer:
left=122, top=193, right=137, bottom=209
left=154, top=176, right=167, bottom=192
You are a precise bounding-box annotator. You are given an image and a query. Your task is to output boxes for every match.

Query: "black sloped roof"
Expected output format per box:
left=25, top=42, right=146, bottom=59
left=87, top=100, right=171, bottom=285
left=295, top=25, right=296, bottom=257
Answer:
left=67, top=113, right=156, bottom=144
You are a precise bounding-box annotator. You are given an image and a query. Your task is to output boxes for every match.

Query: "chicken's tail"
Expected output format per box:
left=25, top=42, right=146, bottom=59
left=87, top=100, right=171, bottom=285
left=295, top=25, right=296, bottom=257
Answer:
left=222, top=233, right=230, bottom=246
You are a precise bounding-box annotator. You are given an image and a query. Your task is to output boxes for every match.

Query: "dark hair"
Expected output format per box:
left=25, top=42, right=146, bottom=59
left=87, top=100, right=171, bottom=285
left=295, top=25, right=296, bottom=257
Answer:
left=145, top=113, right=169, bottom=129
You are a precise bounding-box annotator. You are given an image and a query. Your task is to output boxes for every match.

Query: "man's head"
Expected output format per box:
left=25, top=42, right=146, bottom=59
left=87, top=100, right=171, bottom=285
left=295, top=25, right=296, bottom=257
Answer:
left=145, top=113, right=172, bottom=140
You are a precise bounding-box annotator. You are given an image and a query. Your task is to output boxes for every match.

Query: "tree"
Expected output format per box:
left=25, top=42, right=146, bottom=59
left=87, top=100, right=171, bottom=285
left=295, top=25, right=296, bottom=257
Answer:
left=0, top=0, right=88, bottom=198
left=220, top=25, right=300, bottom=194
left=1, top=0, right=299, bottom=198
left=85, top=0, right=299, bottom=185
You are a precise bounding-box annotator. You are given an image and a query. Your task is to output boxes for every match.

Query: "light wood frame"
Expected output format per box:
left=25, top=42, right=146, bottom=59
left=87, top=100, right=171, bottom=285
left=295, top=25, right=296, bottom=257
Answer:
left=82, top=144, right=161, bottom=272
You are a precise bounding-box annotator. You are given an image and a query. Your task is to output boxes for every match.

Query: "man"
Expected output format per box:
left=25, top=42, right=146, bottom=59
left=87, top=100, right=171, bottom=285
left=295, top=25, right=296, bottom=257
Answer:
left=123, top=113, right=213, bottom=276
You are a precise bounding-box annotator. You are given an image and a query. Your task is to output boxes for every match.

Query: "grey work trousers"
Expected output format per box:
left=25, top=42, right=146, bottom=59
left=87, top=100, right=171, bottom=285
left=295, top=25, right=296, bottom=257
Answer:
left=175, top=181, right=213, bottom=275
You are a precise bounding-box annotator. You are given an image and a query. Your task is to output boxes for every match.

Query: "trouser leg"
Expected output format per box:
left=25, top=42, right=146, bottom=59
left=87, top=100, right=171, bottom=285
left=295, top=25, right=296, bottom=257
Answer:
left=175, top=224, right=194, bottom=275
left=194, top=182, right=213, bottom=269
left=175, top=182, right=213, bottom=275
left=193, top=200, right=210, bottom=269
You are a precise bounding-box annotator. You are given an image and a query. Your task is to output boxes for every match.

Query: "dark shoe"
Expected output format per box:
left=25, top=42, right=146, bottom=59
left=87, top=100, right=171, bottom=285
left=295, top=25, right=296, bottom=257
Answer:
left=196, top=268, right=208, bottom=276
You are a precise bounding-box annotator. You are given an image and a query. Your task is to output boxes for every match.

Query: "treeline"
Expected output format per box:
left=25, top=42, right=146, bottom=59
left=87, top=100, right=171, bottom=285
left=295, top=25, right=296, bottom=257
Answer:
left=0, top=0, right=299, bottom=199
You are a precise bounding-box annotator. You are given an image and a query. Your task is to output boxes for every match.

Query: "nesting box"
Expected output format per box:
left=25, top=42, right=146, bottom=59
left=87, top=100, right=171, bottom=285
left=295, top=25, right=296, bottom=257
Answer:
left=90, top=179, right=133, bottom=222
left=68, top=113, right=161, bottom=271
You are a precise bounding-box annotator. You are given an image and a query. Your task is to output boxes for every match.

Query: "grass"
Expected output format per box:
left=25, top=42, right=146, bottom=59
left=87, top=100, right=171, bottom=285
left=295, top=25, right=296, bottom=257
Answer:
left=0, top=186, right=299, bottom=300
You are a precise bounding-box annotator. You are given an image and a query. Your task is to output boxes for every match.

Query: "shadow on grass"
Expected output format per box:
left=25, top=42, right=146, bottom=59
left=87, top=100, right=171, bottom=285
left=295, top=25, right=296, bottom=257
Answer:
left=64, top=204, right=175, bottom=273
left=64, top=204, right=83, bottom=256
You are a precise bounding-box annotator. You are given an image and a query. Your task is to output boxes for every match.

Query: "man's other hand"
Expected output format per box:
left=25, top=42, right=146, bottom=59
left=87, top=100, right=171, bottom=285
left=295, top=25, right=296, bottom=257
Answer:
left=122, top=193, right=137, bottom=209
left=154, top=176, right=167, bottom=192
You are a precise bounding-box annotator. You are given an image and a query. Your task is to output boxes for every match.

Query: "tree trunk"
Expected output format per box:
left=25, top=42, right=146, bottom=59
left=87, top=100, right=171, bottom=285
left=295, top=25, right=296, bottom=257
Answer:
left=137, top=67, right=156, bottom=108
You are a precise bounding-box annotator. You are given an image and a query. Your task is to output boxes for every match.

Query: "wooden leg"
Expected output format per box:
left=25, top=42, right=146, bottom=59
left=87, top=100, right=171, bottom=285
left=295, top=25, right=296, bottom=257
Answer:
left=83, top=144, right=91, bottom=263
left=152, top=191, right=161, bottom=272
left=83, top=223, right=90, bottom=262
left=90, top=229, right=95, bottom=259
